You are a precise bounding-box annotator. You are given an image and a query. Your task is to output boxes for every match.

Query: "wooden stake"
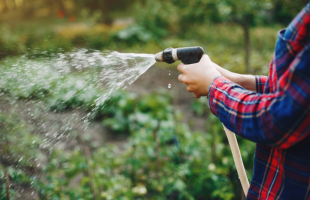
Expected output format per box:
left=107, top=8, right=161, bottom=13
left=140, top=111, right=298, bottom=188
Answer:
left=5, top=170, right=10, bottom=200
left=84, top=145, right=97, bottom=200
left=77, top=134, right=98, bottom=200
left=153, top=121, right=160, bottom=179
left=223, top=124, right=249, bottom=196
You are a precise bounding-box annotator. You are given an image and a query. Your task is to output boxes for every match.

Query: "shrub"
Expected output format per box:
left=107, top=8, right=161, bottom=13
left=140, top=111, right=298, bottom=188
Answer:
left=113, top=25, right=153, bottom=46
left=0, top=25, right=26, bottom=58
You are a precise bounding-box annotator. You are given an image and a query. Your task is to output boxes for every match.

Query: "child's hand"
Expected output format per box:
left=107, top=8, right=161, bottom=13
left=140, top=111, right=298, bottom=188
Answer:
left=177, top=54, right=221, bottom=98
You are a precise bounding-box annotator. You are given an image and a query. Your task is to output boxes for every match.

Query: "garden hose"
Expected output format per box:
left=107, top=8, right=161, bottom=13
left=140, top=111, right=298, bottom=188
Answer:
left=223, top=125, right=249, bottom=195
left=155, top=46, right=249, bottom=195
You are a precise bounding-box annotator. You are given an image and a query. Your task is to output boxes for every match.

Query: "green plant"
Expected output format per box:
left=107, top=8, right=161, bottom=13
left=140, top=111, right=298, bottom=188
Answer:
left=133, top=0, right=180, bottom=39
left=36, top=90, right=255, bottom=200
left=0, top=112, right=41, bottom=167
left=0, top=56, right=104, bottom=113
left=191, top=97, right=255, bottom=198
left=0, top=112, right=43, bottom=199
left=113, top=25, right=153, bottom=46
left=191, top=97, right=209, bottom=117
left=48, top=75, right=101, bottom=112
left=0, top=25, right=26, bottom=58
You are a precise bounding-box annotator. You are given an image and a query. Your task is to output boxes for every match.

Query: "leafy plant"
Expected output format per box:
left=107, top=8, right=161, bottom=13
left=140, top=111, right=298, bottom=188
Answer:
left=0, top=112, right=43, bottom=199
left=0, top=112, right=41, bottom=167
left=113, top=25, right=153, bottom=46
left=133, top=0, right=180, bottom=39
left=36, top=90, right=255, bottom=200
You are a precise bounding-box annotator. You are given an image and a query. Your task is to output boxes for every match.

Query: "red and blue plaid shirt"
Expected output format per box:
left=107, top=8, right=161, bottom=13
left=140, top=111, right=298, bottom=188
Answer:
left=208, top=3, right=310, bottom=200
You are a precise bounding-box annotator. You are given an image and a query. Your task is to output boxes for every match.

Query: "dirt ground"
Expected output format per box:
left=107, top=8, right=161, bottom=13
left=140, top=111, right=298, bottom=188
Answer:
left=0, top=63, right=208, bottom=199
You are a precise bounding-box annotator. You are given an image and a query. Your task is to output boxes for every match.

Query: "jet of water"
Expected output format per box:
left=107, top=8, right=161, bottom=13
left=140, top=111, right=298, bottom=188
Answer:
left=53, top=49, right=157, bottom=119
left=0, top=48, right=156, bottom=145
left=0, top=49, right=157, bottom=198
left=92, top=51, right=156, bottom=106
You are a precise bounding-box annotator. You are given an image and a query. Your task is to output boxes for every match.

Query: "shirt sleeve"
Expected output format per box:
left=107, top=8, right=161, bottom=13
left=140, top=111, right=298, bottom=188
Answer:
left=208, top=47, right=310, bottom=149
left=255, top=75, right=268, bottom=94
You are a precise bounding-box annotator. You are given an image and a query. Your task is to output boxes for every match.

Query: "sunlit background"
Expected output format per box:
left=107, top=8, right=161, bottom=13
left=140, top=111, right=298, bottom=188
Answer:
left=0, top=0, right=308, bottom=199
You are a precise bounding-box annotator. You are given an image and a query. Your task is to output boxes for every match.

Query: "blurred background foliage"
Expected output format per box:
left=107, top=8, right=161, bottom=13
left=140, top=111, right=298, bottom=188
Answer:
left=0, top=0, right=309, bottom=199
left=0, top=0, right=308, bottom=72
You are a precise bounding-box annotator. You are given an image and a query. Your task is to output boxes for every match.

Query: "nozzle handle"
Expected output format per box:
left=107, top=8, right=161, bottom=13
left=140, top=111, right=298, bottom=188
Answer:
left=177, top=46, right=204, bottom=64
left=155, top=46, right=204, bottom=64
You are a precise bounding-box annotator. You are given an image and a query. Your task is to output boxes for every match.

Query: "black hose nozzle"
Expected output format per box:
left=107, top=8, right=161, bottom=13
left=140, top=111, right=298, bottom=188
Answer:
left=155, top=46, right=204, bottom=64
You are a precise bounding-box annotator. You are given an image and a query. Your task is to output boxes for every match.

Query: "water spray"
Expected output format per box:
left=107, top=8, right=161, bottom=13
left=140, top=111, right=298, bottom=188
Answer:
left=155, top=46, right=249, bottom=195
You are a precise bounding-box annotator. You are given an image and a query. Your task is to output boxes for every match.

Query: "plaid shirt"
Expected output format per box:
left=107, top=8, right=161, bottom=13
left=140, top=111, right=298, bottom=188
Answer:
left=208, top=3, right=310, bottom=200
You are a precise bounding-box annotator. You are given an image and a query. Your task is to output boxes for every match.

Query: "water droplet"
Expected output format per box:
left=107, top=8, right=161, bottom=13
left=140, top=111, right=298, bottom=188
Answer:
left=168, top=84, right=171, bottom=88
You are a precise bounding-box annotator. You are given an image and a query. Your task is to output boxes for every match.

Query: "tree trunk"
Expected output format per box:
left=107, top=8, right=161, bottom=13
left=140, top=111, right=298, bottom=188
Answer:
left=242, top=24, right=251, bottom=73
left=57, top=0, right=66, bottom=12
left=1, top=0, right=8, bottom=12
left=102, top=1, right=112, bottom=25
left=11, top=0, right=17, bottom=10
left=22, top=0, right=35, bottom=19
